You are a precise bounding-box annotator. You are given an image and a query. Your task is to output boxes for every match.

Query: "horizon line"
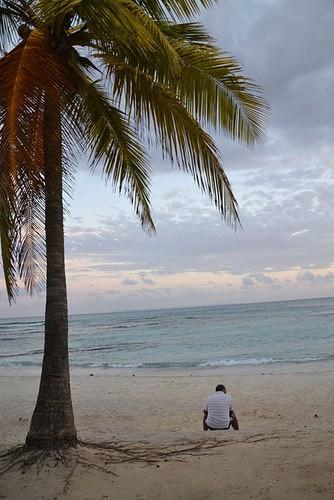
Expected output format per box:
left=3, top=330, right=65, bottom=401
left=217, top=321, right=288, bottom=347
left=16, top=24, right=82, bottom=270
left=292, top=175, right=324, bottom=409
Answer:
left=0, top=294, right=333, bottom=322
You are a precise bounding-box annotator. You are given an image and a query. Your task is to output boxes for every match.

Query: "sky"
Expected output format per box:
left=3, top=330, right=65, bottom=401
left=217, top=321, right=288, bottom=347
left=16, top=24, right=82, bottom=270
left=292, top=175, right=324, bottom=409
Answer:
left=1, top=0, right=334, bottom=317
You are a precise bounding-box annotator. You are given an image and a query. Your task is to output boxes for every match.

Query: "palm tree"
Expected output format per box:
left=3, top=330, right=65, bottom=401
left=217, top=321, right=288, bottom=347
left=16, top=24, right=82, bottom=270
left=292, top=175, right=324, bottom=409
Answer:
left=0, top=0, right=267, bottom=449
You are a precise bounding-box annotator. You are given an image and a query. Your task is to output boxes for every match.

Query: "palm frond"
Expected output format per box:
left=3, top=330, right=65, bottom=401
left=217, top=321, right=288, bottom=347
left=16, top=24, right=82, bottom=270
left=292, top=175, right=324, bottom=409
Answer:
left=0, top=0, right=39, bottom=50
left=16, top=171, right=45, bottom=294
left=36, top=0, right=217, bottom=25
left=0, top=29, right=75, bottom=297
left=112, top=22, right=268, bottom=143
left=15, top=86, right=45, bottom=293
left=37, top=0, right=181, bottom=77
left=174, top=41, right=268, bottom=143
left=135, top=0, right=217, bottom=21
left=0, top=187, right=18, bottom=301
left=66, top=73, right=155, bottom=232
left=0, top=1, right=20, bottom=50
left=0, top=31, right=71, bottom=174
left=159, top=21, right=215, bottom=43
left=104, top=56, right=239, bottom=225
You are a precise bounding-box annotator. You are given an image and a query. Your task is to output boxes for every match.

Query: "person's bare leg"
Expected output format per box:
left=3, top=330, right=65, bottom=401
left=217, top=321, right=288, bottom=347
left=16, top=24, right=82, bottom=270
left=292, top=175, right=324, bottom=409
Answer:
left=230, top=410, right=239, bottom=430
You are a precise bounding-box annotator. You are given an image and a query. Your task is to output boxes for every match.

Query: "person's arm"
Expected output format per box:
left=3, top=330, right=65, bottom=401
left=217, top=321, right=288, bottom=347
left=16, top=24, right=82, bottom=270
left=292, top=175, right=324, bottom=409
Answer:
left=203, top=403, right=209, bottom=431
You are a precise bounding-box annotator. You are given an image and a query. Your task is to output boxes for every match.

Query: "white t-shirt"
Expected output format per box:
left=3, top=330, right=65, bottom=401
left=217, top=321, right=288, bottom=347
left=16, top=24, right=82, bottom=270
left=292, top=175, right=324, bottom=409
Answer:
left=205, top=392, right=233, bottom=429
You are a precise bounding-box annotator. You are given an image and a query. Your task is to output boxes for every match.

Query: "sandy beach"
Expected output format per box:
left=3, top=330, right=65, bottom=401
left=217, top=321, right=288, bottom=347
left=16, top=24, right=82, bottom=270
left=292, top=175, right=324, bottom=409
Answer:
left=1, top=361, right=334, bottom=499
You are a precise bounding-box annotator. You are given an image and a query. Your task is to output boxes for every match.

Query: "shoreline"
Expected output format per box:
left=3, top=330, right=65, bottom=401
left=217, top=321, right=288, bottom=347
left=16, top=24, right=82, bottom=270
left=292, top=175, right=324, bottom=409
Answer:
left=1, top=358, right=333, bottom=378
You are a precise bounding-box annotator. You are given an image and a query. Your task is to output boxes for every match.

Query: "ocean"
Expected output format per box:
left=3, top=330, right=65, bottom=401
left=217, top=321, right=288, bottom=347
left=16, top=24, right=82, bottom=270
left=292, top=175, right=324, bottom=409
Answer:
left=0, top=297, right=333, bottom=370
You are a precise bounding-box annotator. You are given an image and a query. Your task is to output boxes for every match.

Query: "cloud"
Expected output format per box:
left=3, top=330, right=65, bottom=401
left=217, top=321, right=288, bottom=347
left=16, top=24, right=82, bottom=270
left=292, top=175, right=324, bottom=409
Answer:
left=297, top=271, right=334, bottom=285
left=141, top=277, right=155, bottom=285
left=200, top=0, right=334, bottom=175
left=290, top=229, right=309, bottom=238
left=242, top=273, right=276, bottom=288
left=242, top=276, right=255, bottom=287
left=122, top=278, right=139, bottom=286
left=62, top=166, right=333, bottom=278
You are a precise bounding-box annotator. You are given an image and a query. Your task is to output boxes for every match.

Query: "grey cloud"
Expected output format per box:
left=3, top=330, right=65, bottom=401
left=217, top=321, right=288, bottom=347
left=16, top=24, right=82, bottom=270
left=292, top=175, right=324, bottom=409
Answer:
left=70, top=216, right=84, bottom=223
left=200, top=0, right=334, bottom=172
left=242, top=276, right=255, bottom=287
left=141, top=277, right=155, bottom=285
left=297, top=271, right=334, bottom=284
left=122, top=278, right=139, bottom=286
left=252, top=273, right=276, bottom=285
left=242, top=273, right=276, bottom=288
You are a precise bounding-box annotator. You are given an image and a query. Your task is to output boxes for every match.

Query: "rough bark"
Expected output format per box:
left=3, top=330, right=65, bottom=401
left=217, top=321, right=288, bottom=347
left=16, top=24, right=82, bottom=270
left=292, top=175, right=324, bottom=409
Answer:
left=25, top=95, right=77, bottom=449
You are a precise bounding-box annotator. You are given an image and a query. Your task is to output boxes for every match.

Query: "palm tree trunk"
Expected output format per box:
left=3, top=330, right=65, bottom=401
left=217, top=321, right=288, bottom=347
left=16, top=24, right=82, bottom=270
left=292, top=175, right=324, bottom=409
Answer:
left=25, top=96, right=77, bottom=449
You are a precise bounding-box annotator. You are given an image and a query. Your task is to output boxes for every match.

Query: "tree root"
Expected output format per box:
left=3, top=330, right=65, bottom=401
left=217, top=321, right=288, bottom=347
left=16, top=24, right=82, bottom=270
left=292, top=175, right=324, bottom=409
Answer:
left=0, top=430, right=291, bottom=478
left=77, top=433, right=278, bottom=465
left=0, top=443, right=72, bottom=475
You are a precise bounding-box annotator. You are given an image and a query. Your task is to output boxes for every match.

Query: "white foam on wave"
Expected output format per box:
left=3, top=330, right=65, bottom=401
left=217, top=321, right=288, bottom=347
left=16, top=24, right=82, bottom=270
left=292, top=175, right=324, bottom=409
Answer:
left=69, top=361, right=144, bottom=369
left=284, top=356, right=324, bottom=363
left=109, top=363, right=144, bottom=368
left=199, top=355, right=325, bottom=367
left=199, top=358, right=275, bottom=367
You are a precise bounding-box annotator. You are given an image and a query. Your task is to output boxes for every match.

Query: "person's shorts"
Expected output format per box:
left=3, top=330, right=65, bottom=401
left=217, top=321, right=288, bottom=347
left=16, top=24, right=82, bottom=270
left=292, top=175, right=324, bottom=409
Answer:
left=205, top=421, right=231, bottom=430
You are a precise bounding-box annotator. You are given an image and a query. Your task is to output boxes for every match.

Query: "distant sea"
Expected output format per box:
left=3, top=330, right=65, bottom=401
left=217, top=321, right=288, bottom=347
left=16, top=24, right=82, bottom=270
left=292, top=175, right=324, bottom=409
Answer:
left=1, top=297, right=334, bottom=371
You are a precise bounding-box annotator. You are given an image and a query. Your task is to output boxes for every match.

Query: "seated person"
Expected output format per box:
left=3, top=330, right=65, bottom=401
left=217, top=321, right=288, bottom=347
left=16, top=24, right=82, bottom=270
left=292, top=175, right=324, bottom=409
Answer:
left=203, top=383, right=239, bottom=431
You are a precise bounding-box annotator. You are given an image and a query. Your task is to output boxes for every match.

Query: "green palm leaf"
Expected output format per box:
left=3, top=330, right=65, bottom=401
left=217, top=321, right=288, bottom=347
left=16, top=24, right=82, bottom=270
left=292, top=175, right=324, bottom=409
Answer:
left=37, top=0, right=182, bottom=76
left=105, top=22, right=268, bottom=143
left=36, top=0, right=216, bottom=24
left=174, top=44, right=267, bottom=143
left=103, top=55, right=239, bottom=225
left=66, top=73, right=155, bottom=232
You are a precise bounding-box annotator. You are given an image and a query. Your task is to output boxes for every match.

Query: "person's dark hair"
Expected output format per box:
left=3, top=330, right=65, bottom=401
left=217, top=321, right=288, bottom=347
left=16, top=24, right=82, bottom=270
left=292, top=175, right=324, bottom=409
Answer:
left=215, top=384, right=226, bottom=392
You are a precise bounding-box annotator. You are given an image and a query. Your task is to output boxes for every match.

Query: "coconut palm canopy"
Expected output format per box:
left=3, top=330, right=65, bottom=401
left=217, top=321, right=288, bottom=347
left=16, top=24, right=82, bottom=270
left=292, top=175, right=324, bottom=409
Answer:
left=0, top=0, right=267, bottom=303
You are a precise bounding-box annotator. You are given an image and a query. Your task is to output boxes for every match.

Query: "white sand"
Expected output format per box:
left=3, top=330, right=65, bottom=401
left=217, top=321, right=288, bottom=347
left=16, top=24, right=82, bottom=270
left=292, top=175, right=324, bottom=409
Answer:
left=1, top=362, right=334, bottom=499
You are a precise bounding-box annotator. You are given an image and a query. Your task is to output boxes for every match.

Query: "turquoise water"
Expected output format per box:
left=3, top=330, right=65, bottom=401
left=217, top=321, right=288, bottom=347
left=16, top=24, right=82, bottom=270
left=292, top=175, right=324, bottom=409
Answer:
left=0, top=297, right=334, bottom=369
